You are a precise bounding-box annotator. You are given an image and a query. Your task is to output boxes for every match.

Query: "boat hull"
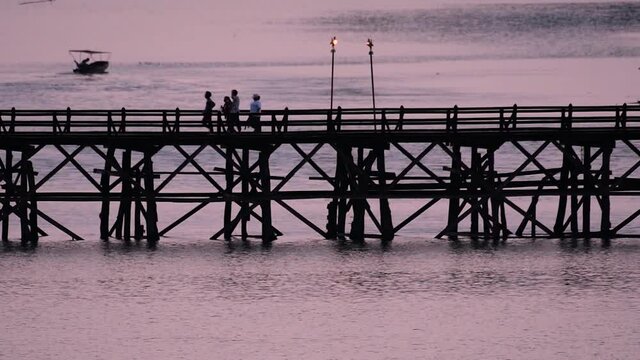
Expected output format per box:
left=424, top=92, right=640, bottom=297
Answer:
left=74, top=61, right=109, bottom=74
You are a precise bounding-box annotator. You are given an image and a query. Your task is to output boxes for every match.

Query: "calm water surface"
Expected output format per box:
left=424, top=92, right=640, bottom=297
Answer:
left=2, top=238, right=640, bottom=359
left=1, top=1, right=640, bottom=359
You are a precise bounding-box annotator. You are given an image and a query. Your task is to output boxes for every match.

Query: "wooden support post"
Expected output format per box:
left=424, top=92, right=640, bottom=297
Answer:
left=481, top=154, right=491, bottom=240
left=174, top=108, right=180, bottom=133
left=52, top=112, right=59, bottom=134
left=134, top=171, right=143, bottom=241
left=120, top=107, right=126, bottom=133
left=26, top=161, right=38, bottom=247
left=259, top=148, right=274, bottom=244
left=281, top=107, right=289, bottom=133
left=327, top=143, right=352, bottom=240
left=10, top=107, right=15, bottom=133
left=143, top=151, right=159, bottom=245
left=377, top=147, right=394, bottom=243
left=337, top=145, right=351, bottom=240
left=326, top=148, right=340, bottom=239
left=489, top=150, right=501, bottom=242
left=19, top=157, right=30, bottom=246
left=601, top=146, right=612, bottom=238
left=223, top=147, right=234, bottom=240
left=115, top=150, right=132, bottom=242
left=554, top=148, right=570, bottom=237
left=65, top=107, right=71, bottom=132
left=446, top=144, right=461, bottom=238
left=531, top=198, right=537, bottom=238
left=107, top=111, right=113, bottom=135
left=350, top=147, right=366, bottom=242
left=500, top=196, right=508, bottom=241
left=395, top=106, right=405, bottom=131
left=217, top=112, right=224, bottom=133
left=470, top=148, right=480, bottom=237
left=583, top=146, right=591, bottom=237
left=510, top=104, right=518, bottom=129
left=162, top=111, right=168, bottom=133
left=570, top=153, right=579, bottom=237
left=99, top=147, right=114, bottom=240
left=2, top=150, right=12, bottom=242
left=241, top=149, right=250, bottom=240
left=326, top=199, right=338, bottom=239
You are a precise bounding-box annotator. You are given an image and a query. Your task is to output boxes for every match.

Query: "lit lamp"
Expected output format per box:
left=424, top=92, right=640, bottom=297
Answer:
left=330, top=36, right=338, bottom=113
left=366, top=38, right=377, bottom=128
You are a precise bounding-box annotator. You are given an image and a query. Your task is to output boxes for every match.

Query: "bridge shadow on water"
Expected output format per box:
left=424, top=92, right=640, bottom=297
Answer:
left=2, top=233, right=640, bottom=258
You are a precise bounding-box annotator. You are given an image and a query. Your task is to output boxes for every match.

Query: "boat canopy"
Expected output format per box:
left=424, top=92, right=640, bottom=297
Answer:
left=69, top=50, right=111, bottom=55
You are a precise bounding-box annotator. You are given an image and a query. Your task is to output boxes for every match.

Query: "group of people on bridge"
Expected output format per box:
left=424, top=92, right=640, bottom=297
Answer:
left=202, top=89, right=261, bottom=133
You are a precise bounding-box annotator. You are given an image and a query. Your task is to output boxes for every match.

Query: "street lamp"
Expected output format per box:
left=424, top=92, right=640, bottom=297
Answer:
left=330, top=36, right=338, bottom=113
left=366, top=38, right=377, bottom=129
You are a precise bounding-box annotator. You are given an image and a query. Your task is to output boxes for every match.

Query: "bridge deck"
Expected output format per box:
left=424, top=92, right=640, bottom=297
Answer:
left=1, top=104, right=639, bottom=247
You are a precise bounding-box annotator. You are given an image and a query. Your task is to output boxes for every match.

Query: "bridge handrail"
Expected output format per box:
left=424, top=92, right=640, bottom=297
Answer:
left=0, top=104, right=638, bottom=134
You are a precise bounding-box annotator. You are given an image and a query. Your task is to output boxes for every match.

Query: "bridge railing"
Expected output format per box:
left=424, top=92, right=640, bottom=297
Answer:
left=0, top=104, right=638, bottom=134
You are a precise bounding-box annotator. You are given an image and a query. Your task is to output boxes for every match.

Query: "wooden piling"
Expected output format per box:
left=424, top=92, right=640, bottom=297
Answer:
left=143, top=151, right=159, bottom=245
left=115, top=150, right=132, bottom=242
left=570, top=153, right=579, bottom=237
left=19, top=158, right=30, bottom=246
left=377, top=147, right=394, bottom=242
left=600, top=146, right=612, bottom=238
left=488, top=150, right=501, bottom=241
left=99, top=147, right=114, bottom=240
left=446, top=144, right=461, bottom=238
left=223, top=147, right=234, bottom=240
left=259, top=147, right=274, bottom=244
left=17, top=157, right=38, bottom=246
left=554, top=148, right=570, bottom=237
left=350, top=148, right=366, bottom=242
left=26, top=161, right=38, bottom=246
left=134, top=171, right=143, bottom=240
left=325, top=200, right=337, bottom=239
left=241, top=149, right=250, bottom=240
left=336, top=144, right=352, bottom=240
left=2, top=150, right=12, bottom=242
left=470, top=148, right=480, bottom=237
left=583, top=146, right=591, bottom=237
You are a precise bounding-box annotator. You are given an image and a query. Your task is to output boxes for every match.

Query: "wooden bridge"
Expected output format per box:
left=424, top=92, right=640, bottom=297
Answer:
left=1, top=103, right=639, bottom=247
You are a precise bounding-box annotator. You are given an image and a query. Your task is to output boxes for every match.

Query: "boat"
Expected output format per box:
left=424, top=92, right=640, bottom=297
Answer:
left=69, top=50, right=111, bottom=74
left=19, top=0, right=55, bottom=5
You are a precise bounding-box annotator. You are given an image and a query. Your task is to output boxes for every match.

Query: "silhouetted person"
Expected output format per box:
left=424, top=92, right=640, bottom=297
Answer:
left=76, top=57, right=90, bottom=69
left=248, top=93, right=261, bottom=132
left=230, top=89, right=240, bottom=132
left=221, top=96, right=232, bottom=132
left=202, top=91, right=216, bottom=132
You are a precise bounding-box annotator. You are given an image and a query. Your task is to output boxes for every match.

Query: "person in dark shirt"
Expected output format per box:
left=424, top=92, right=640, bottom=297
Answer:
left=221, top=96, right=232, bottom=117
left=202, top=91, right=215, bottom=132
left=230, top=89, right=240, bottom=132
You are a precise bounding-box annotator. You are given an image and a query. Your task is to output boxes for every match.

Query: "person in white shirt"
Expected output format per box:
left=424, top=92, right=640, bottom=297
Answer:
left=248, top=94, right=261, bottom=131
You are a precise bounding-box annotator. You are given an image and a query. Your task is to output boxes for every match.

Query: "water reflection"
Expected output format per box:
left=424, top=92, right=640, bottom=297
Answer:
left=447, top=236, right=509, bottom=252
left=558, top=237, right=614, bottom=251
left=223, top=237, right=273, bottom=254
left=1, top=237, right=639, bottom=359
left=333, top=238, right=374, bottom=253
left=101, top=238, right=158, bottom=255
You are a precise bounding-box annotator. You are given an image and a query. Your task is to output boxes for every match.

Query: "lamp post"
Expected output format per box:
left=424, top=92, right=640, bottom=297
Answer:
left=366, top=38, right=377, bottom=129
left=330, top=36, right=338, bottom=113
